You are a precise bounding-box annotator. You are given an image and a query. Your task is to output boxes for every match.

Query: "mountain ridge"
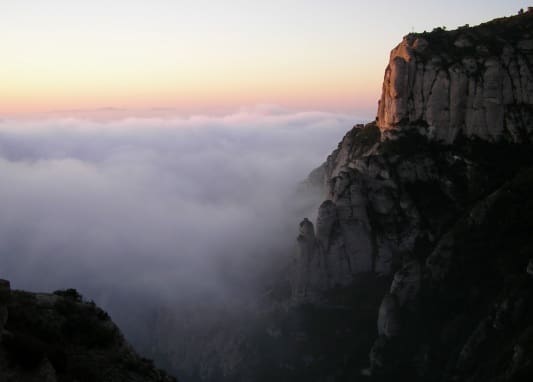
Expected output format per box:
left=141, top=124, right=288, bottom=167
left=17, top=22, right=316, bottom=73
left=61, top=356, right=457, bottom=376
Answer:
left=0, top=280, right=177, bottom=382
left=289, top=9, right=533, bottom=381
left=142, top=11, right=533, bottom=382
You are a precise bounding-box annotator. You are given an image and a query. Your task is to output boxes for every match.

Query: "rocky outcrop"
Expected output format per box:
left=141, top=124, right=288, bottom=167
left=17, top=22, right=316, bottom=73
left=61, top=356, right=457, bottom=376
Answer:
left=0, top=280, right=10, bottom=340
left=291, top=124, right=399, bottom=298
left=292, top=218, right=328, bottom=300
left=376, top=294, right=400, bottom=338
left=141, top=11, right=533, bottom=382
left=377, top=12, right=533, bottom=143
left=0, top=284, right=176, bottom=382
left=291, top=11, right=533, bottom=300
left=288, top=10, right=533, bottom=382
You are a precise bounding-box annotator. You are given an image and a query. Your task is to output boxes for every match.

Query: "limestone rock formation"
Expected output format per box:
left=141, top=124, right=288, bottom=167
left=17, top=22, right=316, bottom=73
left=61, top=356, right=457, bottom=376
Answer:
left=287, top=10, right=533, bottom=382
left=377, top=14, right=533, bottom=143
left=292, top=218, right=328, bottom=300
left=141, top=11, right=533, bottom=382
left=291, top=11, right=533, bottom=301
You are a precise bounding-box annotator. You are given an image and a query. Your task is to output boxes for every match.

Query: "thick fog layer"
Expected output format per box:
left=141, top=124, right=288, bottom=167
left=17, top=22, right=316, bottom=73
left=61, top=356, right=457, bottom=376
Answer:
left=0, top=108, right=356, bottom=316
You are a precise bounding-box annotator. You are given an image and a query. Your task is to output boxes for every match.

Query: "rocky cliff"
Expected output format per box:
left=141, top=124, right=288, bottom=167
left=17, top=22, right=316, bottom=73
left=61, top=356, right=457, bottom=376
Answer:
left=290, top=10, right=533, bottom=382
left=0, top=281, right=176, bottom=382
left=293, top=10, right=533, bottom=297
left=129, top=11, right=533, bottom=382
left=377, top=13, right=533, bottom=143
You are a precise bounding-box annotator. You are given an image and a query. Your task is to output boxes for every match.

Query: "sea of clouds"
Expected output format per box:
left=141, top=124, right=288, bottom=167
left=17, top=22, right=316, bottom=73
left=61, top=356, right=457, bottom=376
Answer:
left=0, top=106, right=362, bottom=341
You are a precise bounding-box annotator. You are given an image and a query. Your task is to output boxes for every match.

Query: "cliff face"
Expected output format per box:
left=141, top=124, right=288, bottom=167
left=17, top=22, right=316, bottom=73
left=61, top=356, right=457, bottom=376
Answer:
left=377, top=13, right=533, bottom=143
left=293, top=11, right=533, bottom=299
left=291, top=124, right=395, bottom=301
left=290, top=11, right=533, bottom=381
left=120, top=12, right=533, bottom=382
left=0, top=281, right=176, bottom=382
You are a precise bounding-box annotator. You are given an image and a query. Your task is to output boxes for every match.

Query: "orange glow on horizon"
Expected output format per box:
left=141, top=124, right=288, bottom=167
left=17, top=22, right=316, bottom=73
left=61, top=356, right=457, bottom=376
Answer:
left=1, top=1, right=523, bottom=119
left=0, top=68, right=381, bottom=117
left=0, top=1, right=383, bottom=118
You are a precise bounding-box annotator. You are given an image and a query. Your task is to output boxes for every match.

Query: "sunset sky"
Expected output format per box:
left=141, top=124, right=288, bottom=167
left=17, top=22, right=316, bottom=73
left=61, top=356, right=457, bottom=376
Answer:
left=1, top=1, right=528, bottom=118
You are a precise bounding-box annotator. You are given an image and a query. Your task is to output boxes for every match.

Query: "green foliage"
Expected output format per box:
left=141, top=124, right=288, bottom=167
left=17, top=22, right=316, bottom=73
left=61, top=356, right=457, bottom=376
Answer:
left=352, top=123, right=380, bottom=148
left=4, top=290, right=119, bottom=376
left=54, top=298, right=117, bottom=348
left=3, top=290, right=176, bottom=380
left=62, top=315, right=117, bottom=348
left=414, top=10, right=533, bottom=68
left=53, top=288, right=83, bottom=302
left=380, top=129, right=434, bottom=157
left=7, top=292, right=62, bottom=343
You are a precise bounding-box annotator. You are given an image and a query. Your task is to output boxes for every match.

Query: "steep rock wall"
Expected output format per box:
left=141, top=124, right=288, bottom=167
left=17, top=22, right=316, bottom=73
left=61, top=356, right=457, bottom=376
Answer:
left=292, top=12, right=533, bottom=301
left=377, top=14, right=533, bottom=143
left=290, top=10, right=533, bottom=381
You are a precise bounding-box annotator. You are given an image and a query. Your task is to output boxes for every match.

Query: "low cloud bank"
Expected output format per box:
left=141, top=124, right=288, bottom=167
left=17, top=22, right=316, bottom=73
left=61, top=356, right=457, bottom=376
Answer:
left=0, top=107, right=358, bottom=322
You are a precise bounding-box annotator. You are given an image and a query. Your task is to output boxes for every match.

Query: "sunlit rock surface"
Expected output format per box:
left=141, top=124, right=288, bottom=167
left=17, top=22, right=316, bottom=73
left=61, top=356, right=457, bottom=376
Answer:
left=377, top=17, right=533, bottom=143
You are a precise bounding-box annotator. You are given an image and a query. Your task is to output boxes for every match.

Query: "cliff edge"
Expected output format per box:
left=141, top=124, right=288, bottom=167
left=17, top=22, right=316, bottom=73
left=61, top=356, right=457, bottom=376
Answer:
left=377, top=11, right=533, bottom=143
left=290, top=10, right=533, bottom=381
left=0, top=281, right=176, bottom=382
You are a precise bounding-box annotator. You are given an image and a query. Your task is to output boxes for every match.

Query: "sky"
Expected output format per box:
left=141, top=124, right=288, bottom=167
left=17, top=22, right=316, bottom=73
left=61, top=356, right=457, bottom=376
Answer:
left=1, top=0, right=528, bottom=118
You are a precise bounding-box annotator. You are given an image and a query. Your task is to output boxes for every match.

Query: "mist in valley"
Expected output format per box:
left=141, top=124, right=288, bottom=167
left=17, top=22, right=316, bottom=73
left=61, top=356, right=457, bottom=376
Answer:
left=0, top=107, right=357, bottom=371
